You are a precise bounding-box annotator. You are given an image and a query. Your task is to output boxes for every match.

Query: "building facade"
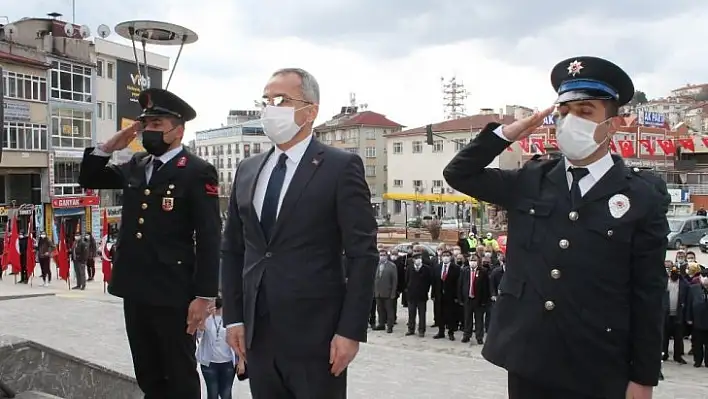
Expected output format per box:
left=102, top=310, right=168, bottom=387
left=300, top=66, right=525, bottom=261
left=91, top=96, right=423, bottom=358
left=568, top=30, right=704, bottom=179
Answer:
left=226, top=109, right=259, bottom=126
left=193, top=120, right=273, bottom=212
left=2, top=17, right=102, bottom=237
left=93, top=37, right=168, bottom=210
left=384, top=113, right=522, bottom=227
left=313, top=107, right=403, bottom=217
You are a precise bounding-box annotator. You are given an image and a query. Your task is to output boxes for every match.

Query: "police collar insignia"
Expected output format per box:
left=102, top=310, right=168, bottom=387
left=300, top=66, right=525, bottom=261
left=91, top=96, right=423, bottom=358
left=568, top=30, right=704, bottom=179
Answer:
left=176, top=156, right=187, bottom=167
left=567, top=60, right=584, bottom=76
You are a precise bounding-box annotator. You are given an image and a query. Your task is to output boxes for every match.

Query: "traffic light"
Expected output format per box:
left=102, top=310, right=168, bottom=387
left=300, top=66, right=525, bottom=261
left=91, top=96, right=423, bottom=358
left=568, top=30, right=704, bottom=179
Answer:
left=425, top=124, right=433, bottom=145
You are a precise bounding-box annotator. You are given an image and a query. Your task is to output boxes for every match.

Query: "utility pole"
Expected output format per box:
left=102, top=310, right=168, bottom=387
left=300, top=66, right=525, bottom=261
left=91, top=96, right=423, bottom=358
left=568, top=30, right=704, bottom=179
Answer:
left=441, top=76, right=469, bottom=120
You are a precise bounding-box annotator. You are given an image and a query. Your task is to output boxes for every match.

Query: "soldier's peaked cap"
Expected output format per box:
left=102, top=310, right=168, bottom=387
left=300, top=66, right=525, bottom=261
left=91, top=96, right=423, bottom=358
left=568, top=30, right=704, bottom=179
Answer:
left=551, top=56, right=634, bottom=107
left=137, top=88, right=197, bottom=122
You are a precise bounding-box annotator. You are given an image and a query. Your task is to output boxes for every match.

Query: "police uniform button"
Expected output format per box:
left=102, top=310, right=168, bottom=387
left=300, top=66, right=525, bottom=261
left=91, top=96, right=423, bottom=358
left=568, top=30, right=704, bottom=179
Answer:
left=607, top=230, right=613, bottom=236
left=177, top=261, right=182, bottom=265
left=265, top=252, right=272, bottom=258
left=166, top=191, right=172, bottom=195
left=136, top=232, right=143, bottom=239
left=568, top=211, right=579, bottom=221
left=529, top=208, right=536, bottom=215
left=606, top=327, right=612, bottom=332
left=544, top=301, right=555, bottom=311
left=633, top=167, right=640, bottom=173
left=138, top=218, right=144, bottom=224
left=141, top=203, right=148, bottom=210
left=551, top=269, right=561, bottom=279
left=169, top=184, right=175, bottom=189
left=559, top=239, right=569, bottom=249
left=144, top=189, right=151, bottom=196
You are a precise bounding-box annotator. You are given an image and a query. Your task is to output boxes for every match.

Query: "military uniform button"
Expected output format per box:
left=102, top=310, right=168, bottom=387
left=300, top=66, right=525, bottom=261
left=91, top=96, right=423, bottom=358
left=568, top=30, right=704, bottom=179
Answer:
left=177, top=261, right=182, bottom=265
left=559, top=239, right=569, bottom=249
left=265, top=252, right=272, bottom=258
left=606, top=327, right=612, bottom=332
left=551, top=269, right=561, bottom=279
left=544, top=301, right=555, bottom=311
left=141, top=203, right=148, bottom=210
left=568, top=211, right=578, bottom=221
left=136, top=232, right=143, bottom=239
left=607, top=230, right=613, bottom=237
left=633, top=167, right=640, bottom=173
left=144, top=189, right=150, bottom=196
left=169, top=184, right=175, bottom=189
left=529, top=208, right=535, bottom=215
left=166, top=191, right=172, bottom=195
left=138, top=218, right=144, bottom=224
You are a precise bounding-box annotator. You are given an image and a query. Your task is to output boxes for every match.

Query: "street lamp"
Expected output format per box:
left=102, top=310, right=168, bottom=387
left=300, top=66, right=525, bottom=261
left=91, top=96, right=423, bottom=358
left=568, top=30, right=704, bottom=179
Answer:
left=403, top=201, right=409, bottom=240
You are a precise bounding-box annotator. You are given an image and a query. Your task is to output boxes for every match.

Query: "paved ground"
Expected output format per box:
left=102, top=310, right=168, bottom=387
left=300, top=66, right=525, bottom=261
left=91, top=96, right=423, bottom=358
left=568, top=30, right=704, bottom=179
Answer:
left=0, top=250, right=706, bottom=398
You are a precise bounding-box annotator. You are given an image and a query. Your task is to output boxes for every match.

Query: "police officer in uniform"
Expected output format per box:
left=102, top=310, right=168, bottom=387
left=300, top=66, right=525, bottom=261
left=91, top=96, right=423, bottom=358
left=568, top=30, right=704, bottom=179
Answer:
left=443, top=56, right=669, bottom=399
left=78, top=88, right=221, bottom=398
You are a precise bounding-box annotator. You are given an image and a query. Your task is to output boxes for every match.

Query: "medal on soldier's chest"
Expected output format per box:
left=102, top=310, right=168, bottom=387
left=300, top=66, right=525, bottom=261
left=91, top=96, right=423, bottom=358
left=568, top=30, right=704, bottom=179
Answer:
left=162, top=197, right=174, bottom=211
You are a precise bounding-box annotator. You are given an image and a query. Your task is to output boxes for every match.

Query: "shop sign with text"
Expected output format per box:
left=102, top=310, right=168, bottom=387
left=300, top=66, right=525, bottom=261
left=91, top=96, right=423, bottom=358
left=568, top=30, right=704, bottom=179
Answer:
left=51, top=196, right=100, bottom=208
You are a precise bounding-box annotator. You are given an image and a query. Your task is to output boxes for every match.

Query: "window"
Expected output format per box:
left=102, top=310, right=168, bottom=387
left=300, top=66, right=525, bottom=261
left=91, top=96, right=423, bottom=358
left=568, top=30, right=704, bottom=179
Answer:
left=412, top=141, right=422, bottom=153
left=227, top=157, right=232, bottom=169
left=51, top=108, right=92, bottom=149
left=253, top=143, right=261, bottom=154
left=365, top=165, right=376, bottom=177
left=393, top=179, right=403, bottom=187
left=454, top=139, right=466, bottom=151
left=204, top=147, right=210, bottom=156
left=344, top=147, right=358, bottom=154
left=107, top=102, right=115, bottom=120
left=393, top=142, right=403, bottom=154
left=365, top=147, right=376, bottom=158
left=96, top=59, right=104, bottom=77
left=433, top=140, right=444, bottom=153
left=53, top=161, right=84, bottom=196
left=97, top=102, right=104, bottom=119
left=226, top=144, right=232, bottom=155
left=227, top=171, right=232, bottom=182
left=106, top=62, right=115, bottom=79
left=219, top=171, right=224, bottom=182
left=369, top=185, right=377, bottom=197
left=394, top=200, right=402, bottom=214
left=432, top=180, right=444, bottom=188
left=3, top=122, right=49, bottom=151
left=413, top=180, right=423, bottom=190
left=365, top=130, right=376, bottom=140
left=197, top=147, right=202, bottom=156
left=50, top=61, right=92, bottom=102
left=2, top=70, right=48, bottom=102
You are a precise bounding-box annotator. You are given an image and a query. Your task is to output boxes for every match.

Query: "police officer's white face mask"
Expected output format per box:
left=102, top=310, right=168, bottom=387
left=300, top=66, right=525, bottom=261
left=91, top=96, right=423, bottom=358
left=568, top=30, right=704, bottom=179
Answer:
left=556, top=113, right=610, bottom=161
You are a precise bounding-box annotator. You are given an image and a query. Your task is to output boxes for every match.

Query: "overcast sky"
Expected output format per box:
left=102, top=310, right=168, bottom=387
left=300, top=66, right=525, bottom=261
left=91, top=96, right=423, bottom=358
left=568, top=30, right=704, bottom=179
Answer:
left=7, top=0, right=706, bottom=138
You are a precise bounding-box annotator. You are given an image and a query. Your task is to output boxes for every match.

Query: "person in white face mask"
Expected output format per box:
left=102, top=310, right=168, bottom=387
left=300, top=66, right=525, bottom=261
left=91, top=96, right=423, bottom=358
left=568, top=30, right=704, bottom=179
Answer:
left=443, top=56, right=670, bottom=399
left=221, top=68, right=378, bottom=399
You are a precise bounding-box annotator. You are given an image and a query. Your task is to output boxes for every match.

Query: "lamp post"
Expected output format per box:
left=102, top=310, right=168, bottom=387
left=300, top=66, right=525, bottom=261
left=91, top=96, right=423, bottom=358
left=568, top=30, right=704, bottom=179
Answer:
left=403, top=201, right=409, bottom=240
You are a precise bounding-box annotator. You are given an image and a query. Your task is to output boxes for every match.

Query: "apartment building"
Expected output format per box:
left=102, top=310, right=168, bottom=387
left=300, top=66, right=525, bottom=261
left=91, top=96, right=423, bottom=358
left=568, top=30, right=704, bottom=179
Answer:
left=313, top=106, right=403, bottom=217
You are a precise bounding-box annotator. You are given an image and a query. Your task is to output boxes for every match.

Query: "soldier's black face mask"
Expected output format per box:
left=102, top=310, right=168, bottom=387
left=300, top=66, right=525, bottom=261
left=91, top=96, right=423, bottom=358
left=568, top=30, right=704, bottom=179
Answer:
left=142, top=127, right=177, bottom=157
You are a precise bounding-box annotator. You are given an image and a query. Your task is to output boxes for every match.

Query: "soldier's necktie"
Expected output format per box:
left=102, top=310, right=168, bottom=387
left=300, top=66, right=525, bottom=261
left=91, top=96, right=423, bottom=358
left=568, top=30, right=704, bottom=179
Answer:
left=568, top=167, right=589, bottom=208
left=149, top=159, right=163, bottom=183
left=260, top=153, right=289, bottom=241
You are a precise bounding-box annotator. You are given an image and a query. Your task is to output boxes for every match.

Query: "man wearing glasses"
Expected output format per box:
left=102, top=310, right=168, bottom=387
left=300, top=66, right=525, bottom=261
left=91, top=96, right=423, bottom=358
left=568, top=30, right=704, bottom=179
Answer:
left=221, top=68, right=378, bottom=398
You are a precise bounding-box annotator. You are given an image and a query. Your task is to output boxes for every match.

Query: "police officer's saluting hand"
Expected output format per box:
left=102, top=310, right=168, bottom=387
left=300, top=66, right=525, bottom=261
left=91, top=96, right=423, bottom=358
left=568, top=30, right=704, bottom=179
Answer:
left=78, top=88, right=221, bottom=399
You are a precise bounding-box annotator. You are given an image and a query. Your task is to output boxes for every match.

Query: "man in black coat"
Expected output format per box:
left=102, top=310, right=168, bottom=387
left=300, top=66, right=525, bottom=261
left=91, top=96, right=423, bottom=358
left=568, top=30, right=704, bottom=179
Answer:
left=431, top=250, right=460, bottom=340
left=459, top=257, right=491, bottom=344
left=443, top=56, right=669, bottom=399
left=221, top=68, right=377, bottom=398
left=78, top=88, right=220, bottom=399
left=405, top=252, right=432, bottom=337
left=663, top=266, right=689, bottom=364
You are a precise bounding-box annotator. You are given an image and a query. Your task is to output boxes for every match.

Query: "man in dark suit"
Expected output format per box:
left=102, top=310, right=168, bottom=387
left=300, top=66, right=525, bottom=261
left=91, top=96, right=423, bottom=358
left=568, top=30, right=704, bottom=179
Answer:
left=221, top=68, right=378, bottom=398
left=78, top=88, right=221, bottom=399
left=663, top=266, right=689, bottom=364
left=431, top=250, right=461, bottom=340
left=443, top=56, right=669, bottom=399
left=459, top=256, right=491, bottom=344
left=405, top=252, right=432, bottom=337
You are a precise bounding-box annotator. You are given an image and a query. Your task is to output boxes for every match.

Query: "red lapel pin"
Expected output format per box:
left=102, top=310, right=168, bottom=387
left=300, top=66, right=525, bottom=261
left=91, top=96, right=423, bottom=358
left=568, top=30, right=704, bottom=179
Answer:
left=177, top=156, right=187, bottom=168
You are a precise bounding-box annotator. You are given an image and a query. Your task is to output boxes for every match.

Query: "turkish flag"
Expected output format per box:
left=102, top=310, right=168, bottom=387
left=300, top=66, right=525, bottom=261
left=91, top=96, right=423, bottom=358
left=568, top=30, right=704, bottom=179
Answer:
left=657, top=139, right=676, bottom=155
left=518, top=138, right=530, bottom=153
left=1, top=220, right=10, bottom=272
left=55, top=223, right=70, bottom=281
left=639, top=139, right=655, bottom=155
left=531, top=138, right=546, bottom=153
left=618, top=140, right=635, bottom=158
left=8, top=216, right=21, bottom=274
left=679, top=138, right=695, bottom=152
left=609, top=140, right=617, bottom=153
left=100, top=209, right=112, bottom=284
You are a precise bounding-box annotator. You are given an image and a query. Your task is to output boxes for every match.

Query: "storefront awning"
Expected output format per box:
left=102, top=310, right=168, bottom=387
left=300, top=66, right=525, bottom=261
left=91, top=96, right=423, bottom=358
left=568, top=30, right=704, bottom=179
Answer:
left=382, top=192, right=478, bottom=205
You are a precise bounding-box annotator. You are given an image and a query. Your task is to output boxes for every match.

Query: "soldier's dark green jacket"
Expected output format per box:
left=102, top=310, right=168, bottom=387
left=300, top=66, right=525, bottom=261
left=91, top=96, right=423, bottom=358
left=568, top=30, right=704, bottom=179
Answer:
left=79, top=148, right=221, bottom=306
left=444, top=123, right=669, bottom=398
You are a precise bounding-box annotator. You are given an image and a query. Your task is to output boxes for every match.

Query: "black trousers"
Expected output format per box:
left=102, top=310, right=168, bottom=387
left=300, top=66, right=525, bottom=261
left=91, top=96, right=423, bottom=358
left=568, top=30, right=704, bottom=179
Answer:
left=39, top=258, right=51, bottom=282
left=248, top=314, right=346, bottom=399
left=86, top=257, right=96, bottom=280
left=368, top=299, right=376, bottom=326
left=407, top=300, right=427, bottom=333
left=19, top=259, right=28, bottom=282
left=462, top=298, right=486, bottom=340
left=692, top=328, right=708, bottom=366
left=663, top=316, right=684, bottom=358
left=123, top=300, right=199, bottom=399
left=508, top=372, right=609, bottom=399
left=375, top=297, right=395, bottom=329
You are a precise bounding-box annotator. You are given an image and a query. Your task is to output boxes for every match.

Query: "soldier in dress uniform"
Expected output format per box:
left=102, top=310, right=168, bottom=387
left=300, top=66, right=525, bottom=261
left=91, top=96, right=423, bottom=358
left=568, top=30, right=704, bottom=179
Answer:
left=78, top=88, right=221, bottom=399
left=443, top=56, right=669, bottom=399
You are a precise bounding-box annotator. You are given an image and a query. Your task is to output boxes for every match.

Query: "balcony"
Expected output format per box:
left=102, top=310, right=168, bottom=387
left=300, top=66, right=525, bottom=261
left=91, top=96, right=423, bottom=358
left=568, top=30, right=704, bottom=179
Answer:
left=667, top=183, right=708, bottom=195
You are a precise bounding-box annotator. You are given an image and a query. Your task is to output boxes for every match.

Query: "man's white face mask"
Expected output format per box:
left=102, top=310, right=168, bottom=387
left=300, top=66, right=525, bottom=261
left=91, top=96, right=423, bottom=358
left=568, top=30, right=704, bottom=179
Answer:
left=260, top=105, right=312, bottom=144
left=556, top=113, right=611, bottom=160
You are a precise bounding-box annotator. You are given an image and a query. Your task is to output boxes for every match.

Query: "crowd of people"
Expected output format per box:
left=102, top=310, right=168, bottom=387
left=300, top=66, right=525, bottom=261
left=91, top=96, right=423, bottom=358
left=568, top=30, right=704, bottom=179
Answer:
left=663, top=249, right=708, bottom=369
left=372, top=231, right=505, bottom=345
